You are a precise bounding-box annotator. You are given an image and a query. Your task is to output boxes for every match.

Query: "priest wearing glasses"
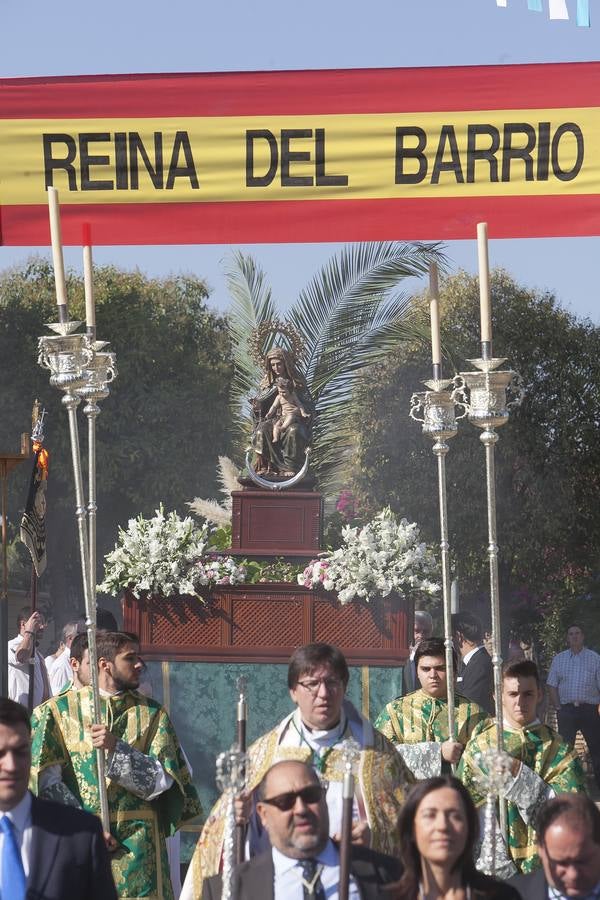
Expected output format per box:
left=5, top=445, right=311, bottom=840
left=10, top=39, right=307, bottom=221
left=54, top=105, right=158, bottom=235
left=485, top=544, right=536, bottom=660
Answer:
left=182, top=642, right=412, bottom=900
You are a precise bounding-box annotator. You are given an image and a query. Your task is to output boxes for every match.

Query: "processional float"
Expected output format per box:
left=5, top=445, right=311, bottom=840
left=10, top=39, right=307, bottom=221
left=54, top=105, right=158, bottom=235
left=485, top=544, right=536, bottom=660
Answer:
left=37, top=187, right=117, bottom=832
left=410, top=224, right=523, bottom=848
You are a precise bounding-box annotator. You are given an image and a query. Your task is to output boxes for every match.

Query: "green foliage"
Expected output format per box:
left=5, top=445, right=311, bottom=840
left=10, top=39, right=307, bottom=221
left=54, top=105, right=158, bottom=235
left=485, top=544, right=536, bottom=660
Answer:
left=353, top=269, right=600, bottom=636
left=0, top=258, right=233, bottom=620
left=207, top=524, right=233, bottom=551
left=226, top=242, right=446, bottom=498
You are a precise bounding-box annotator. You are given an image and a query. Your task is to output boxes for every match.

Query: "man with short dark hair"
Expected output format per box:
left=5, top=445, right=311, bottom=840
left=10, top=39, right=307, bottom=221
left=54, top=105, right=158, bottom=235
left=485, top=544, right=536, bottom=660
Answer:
left=375, top=637, right=490, bottom=778
left=0, top=696, right=117, bottom=899
left=459, top=659, right=585, bottom=875
left=181, top=642, right=411, bottom=900
left=202, top=760, right=401, bottom=900
left=30, top=631, right=202, bottom=899
left=452, top=610, right=495, bottom=714
left=511, top=794, right=600, bottom=899
left=49, top=619, right=85, bottom=695
left=8, top=606, right=51, bottom=709
left=54, top=631, right=90, bottom=693
left=547, top=624, right=600, bottom=789
left=402, top=610, right=434, bottom=695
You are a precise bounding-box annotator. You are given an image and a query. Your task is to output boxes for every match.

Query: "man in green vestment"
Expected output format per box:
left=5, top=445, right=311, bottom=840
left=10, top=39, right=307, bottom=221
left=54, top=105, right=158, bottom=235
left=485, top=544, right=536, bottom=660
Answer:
left=30, top=631, right=202, bottom=900
left=458, top=658, right=585, bottom=876
left=374, top=637, right=491, bottom=779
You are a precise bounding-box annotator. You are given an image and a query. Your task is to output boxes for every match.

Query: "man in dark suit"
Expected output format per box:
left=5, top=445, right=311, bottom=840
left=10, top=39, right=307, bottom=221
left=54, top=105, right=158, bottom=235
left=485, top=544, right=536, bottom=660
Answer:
left=0, top=696, right=117, bottom=900
left=202, top=760, right=401, bottom=899
left=510, top=793, right=600, bottom=899
left=452, top=611, right=495, bottom=714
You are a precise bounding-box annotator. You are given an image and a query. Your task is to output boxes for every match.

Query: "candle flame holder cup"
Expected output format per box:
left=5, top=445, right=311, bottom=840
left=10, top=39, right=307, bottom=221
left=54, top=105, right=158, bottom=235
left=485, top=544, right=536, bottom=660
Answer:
left=409, top=378, right=467, bottom=746
left=38, top=327, right=93, bottom=395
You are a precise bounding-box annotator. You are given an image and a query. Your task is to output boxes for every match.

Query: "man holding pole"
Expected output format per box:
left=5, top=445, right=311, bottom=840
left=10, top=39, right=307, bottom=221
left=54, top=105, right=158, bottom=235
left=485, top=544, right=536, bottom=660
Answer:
left=375, top=637, right=490, bottom=778
left=7, top=606, right=51, bottom=709
left=182, top=642, right=411, bottom=900
left=202, top=761, right=401, bottom=900
left=30, top=630, right=202, bottom=899
left=458, top=659, right=585, bottom=874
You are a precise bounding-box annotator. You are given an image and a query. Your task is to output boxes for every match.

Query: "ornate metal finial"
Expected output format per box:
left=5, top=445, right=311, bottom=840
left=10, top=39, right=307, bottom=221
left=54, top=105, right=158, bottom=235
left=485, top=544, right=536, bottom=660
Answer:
left=473, top=748, right=514, bottom=877
left=236, top=675, right=248, bottom=701
left=217, top=744, right=249, bottom=900
left=341, top=738, right=361, bottom=776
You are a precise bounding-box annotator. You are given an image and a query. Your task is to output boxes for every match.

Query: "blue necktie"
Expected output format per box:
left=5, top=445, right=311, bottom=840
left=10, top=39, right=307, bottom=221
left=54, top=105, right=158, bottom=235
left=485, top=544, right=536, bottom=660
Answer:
left=0, top=815, right=26, bottom=900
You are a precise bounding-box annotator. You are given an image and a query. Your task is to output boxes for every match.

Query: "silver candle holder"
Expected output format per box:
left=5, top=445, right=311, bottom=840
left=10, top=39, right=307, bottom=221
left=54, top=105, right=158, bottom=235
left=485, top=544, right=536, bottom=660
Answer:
left=410, top=378, right=466, bottom=741
left=37, top=321, right=112, bottom=832
left=453, top=358, right=524, bottom=747
left=473, top=748, right=514, bottom=877
left=217, top=744, right=249, bottom=900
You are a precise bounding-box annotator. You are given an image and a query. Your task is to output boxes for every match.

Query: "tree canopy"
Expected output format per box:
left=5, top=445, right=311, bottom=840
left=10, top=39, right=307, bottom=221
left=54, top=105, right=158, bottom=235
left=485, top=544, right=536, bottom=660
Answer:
left=0, top=258, right=232, bottom=623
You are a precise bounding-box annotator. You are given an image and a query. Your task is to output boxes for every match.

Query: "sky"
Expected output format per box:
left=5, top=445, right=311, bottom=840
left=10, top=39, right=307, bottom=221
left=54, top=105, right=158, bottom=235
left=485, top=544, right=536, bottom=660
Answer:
left=1, top=0, right=598, bottom=322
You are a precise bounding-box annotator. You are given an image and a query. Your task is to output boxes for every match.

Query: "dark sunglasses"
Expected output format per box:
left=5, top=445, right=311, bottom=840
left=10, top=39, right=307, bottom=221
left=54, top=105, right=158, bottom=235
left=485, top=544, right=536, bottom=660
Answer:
left=261, top=784, right=324, bottom=811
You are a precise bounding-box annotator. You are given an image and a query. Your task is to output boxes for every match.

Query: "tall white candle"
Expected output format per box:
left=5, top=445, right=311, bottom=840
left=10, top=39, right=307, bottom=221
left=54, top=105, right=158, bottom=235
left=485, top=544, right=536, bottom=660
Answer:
left=477, top=222, right=492, bottom=343
left=82, top=224, right=95, bottom=331
left=429, top=262, right=442, bottom=367
left=47, top=187, right=68, bottom=313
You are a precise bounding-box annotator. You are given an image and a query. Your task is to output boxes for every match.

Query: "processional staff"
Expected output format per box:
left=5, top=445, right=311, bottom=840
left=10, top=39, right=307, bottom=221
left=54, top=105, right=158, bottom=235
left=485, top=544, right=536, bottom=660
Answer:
left=235, top=675, right=248, bottom=864
left=409, top=263, right=465, bottom=748
left=37, top=189, right=114, bottom=832
left=338, top=738, right=361, bottom=900
left=217, top=744, right=248, bottom=900
left=453, top=222, right=524, bottom=837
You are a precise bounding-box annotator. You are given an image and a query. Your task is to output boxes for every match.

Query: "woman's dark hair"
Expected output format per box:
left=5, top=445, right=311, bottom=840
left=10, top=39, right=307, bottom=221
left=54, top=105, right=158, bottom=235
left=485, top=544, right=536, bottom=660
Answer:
left=393, top=777, right=479, bottom=898
left=287, top=643, right=349, bottom=689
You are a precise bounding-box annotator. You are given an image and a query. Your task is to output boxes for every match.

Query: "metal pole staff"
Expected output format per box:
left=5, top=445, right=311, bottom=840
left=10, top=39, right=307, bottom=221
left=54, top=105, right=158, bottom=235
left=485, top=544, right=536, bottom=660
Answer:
left=217, top=745, right=248, bottom=900
left=235, top=676, right=248, bottom=864
left=38, top=188, right=110, bottom=832
left=338, top=739, right=360, bottom=900
left=409, top=264, right=465, bottom=744
left=455, top=222, right=524, bottom=839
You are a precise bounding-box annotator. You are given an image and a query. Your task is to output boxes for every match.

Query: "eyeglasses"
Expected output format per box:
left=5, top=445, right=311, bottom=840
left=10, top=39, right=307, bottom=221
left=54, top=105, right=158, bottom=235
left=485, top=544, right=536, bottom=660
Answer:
left=296, top=677, right=343, bottom=695
left=261, top=784, right=324, bottom=811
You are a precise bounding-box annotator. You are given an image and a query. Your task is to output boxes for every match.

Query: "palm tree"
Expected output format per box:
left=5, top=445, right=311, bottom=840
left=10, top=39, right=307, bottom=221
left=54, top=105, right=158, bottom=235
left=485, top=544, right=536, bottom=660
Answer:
left=226, top=241, right=446, bottom=500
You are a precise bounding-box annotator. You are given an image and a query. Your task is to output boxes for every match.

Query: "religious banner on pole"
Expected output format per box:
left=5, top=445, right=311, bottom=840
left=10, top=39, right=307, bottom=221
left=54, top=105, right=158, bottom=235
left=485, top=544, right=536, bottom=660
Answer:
left=1, top=62, right=599, bottom=243
left=20, top=406, right=49, bottom=577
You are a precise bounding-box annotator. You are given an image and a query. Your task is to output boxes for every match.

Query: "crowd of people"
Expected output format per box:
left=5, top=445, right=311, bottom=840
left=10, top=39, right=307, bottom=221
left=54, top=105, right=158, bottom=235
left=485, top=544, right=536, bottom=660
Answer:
left=3, top=603, right=600, bottom=900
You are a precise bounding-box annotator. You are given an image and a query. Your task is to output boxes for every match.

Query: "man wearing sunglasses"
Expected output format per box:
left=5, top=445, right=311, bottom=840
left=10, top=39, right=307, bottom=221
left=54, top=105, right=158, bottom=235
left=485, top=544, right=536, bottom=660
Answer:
left=202, top=760, right=401, bottom=899
left=182, top=642, right=411, bottom=900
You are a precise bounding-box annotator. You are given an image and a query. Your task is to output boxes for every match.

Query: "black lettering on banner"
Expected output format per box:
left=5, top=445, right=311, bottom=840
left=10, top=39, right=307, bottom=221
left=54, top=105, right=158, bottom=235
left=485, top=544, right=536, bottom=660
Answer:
left=42, top=134, right=78, bottom=190
left=314, top=128, right=348, bottom=186
left=395, top=127, right=427, bottom=184
left=466, top=125, right=500, bottom=183
left=281, top=129, right=313, bottom=186
left=431, top=125, right=464, bottom=184
left=246, top=130, right=278, bottom=186
left=165, top=131, right=199, bottom=190
left=114, top=132, right=128, bottom=190
left=501, top=123, right=536, bottom=182
left=129, top=132, right=164, bottom=189
left=79, top=133, right=113, bottom=191
left=552, top=123, right=584, bottom=182
left=536, top=122, right=551, bottom=181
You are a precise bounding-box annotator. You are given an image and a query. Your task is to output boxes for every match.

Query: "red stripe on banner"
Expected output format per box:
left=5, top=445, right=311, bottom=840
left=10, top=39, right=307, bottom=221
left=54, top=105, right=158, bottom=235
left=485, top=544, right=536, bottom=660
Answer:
left=1, top=196, right=599, bottom=244
left=0, top=63, right=599, bottom=118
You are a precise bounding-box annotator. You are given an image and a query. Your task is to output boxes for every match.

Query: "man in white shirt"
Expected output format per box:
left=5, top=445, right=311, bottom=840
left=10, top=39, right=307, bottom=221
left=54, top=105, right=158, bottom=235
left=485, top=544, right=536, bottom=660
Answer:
left=49, top=620, right=84, bottom=695
left=510, top=794, right=600, bottom=900
left=0, top=696, right=117, bottom=899
left=7, top=606, right=51, bottom=711
left=202, top=760, right=401, bottom=900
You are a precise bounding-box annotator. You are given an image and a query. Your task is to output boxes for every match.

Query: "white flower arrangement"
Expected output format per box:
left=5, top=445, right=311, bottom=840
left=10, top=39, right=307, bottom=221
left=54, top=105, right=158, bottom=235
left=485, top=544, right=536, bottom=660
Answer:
left=299, top=507, right=439, bottom=605
left=98, top=506, right=245, bottom=599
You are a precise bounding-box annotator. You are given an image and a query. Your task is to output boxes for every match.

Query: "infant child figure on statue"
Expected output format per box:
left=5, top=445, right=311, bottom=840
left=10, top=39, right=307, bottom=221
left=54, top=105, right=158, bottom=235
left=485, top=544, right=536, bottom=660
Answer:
left=267, top=376, right=311, bottom=453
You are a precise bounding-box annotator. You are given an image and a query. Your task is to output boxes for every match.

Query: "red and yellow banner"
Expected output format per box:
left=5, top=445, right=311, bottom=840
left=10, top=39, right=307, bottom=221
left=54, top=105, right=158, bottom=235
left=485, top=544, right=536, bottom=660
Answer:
left=1, top=63, right=599, bottom=245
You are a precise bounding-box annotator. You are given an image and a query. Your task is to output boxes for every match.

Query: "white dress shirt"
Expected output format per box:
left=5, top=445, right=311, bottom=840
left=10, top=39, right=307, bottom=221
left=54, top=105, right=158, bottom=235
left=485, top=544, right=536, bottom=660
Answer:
left=273, top=839, right=360, bottom=900
left=0, top=791, right=33, bottom=878
left=50, top=647, right=72, bottom=695
left=8, top=636, right=51, bottom=708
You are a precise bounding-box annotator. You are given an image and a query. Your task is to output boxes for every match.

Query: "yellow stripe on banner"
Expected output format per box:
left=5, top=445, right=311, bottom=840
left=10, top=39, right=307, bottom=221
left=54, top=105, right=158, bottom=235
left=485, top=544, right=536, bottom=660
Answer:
left=0, top=108, right=597, bottom=205
left=361, top=666, right=370, bottom=720
left=161, top=661, right=170, bottom=715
